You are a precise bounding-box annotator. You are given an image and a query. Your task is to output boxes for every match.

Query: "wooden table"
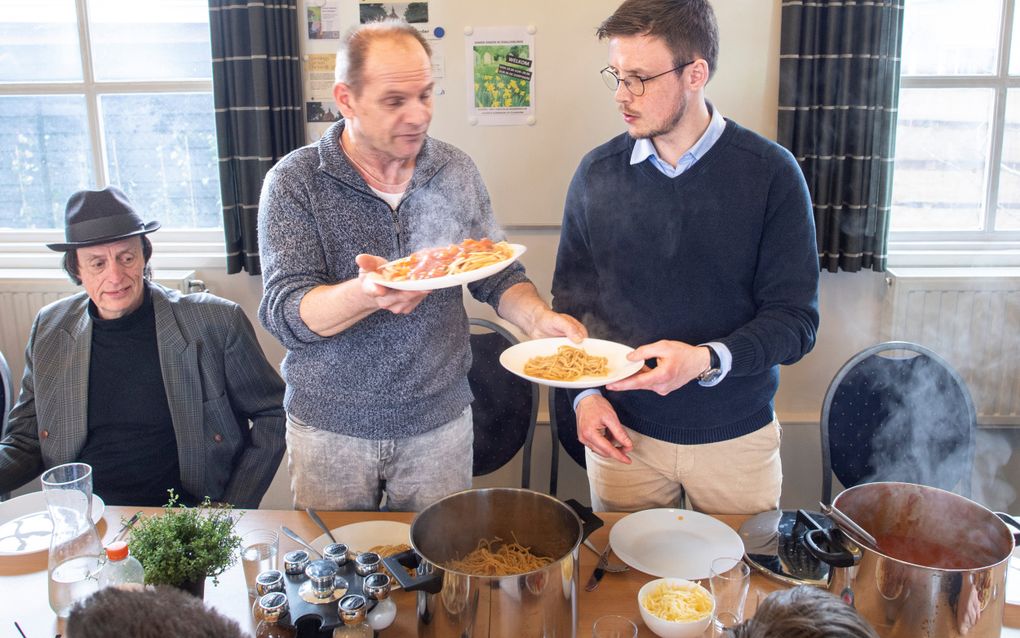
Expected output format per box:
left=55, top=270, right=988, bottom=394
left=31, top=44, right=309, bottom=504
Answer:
left=5, top=506, right=1018, bottom=637
left=1, top=506, right=778, bottom=637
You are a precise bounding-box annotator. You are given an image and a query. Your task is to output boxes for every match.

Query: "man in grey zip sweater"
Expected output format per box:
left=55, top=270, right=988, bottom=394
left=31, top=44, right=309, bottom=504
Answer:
left=258, top=20, right=584, bottom=511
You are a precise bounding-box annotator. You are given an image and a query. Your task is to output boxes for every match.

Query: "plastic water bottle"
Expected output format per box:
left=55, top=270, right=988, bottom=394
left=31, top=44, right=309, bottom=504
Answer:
left=98, top=541, right=145, bottom=588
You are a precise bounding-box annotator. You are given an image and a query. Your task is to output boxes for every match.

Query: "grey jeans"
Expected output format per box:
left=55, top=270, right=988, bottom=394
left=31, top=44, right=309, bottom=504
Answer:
left=285, top=407, right=473, bottom=511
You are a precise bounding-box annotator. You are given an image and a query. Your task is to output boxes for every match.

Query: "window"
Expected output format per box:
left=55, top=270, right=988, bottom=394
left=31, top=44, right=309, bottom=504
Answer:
left=893, top=0, right=1020, bottom=239
left=0, top=0, right=220, bottom=232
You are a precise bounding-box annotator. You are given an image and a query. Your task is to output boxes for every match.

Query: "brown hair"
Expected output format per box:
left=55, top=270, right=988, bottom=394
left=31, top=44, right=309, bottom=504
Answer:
left=597, top=0, right=719, bottom=79
left=335, top=18, right=432, bottom=94
left=726, top=586, right=880, bottom=638
left=62, top=234, right=153, bottom=286
left=67, top=586, right=246, bottom=638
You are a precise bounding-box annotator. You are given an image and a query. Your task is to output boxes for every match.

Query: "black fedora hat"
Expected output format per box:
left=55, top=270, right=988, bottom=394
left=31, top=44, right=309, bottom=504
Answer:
left=46, top=186, right=160, bottom=252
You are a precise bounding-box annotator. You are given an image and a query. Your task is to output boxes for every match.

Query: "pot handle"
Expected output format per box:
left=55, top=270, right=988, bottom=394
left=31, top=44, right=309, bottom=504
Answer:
left=381, top=549, right=444, bottom=595
left=565, top=498, right=604, bottom=542
left=798, top=509, right=860, bottom=569
left=995, top=512, right=1020, bottom=543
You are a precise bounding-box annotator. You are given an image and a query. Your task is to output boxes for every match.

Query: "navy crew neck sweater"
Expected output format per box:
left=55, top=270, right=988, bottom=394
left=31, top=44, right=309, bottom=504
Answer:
left=552, top=120, right=819, bottom=445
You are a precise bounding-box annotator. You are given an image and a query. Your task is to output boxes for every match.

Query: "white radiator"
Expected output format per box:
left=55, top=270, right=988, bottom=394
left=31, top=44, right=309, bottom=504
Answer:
left=0, top=269, right=198, bottom=390
left=884, top=267, right=1020, bottom=425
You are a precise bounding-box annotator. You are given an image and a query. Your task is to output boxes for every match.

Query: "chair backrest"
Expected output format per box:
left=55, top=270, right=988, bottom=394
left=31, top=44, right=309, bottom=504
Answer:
left=547, top=387, right=588, bottom=496
left=467, top=318, right=539, bottom=488
left=820, top=341, right=977, bottom=505
left=0, top=349, right=13, bottom=500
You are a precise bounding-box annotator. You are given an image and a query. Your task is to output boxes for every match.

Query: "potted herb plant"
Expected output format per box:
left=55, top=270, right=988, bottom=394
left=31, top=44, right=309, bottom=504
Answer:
left=128, top=491, right=243, bottom=598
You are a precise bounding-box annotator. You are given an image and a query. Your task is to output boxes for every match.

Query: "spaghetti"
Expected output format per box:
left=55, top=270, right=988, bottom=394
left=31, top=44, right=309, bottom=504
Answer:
left=444, top=536, right=553, bottom=576
left=376, top=238, right=514, bottom=281
left=523, top=345, right=609, bottom=381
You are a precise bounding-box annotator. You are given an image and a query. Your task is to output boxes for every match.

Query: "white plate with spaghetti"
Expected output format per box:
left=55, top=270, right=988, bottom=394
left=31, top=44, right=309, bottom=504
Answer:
left=310, top=521, right=412, bottom=589
left=610, top=508, right=745, bottom=580
left=0, top=491, right=105, bottom=556
left=499, top=337, right=644, bottom=389
left=366, top=242, right=526, bottom=292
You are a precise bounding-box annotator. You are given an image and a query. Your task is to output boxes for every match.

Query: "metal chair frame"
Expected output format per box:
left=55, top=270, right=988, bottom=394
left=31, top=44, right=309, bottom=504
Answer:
left=0, top=349, right=13, bottom=501
left=820, top=340, right=977, bottom=505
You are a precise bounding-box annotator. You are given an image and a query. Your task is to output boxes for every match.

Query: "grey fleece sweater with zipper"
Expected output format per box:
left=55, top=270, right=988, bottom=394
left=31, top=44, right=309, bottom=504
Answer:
left=258, top=120, right=528, bottom=439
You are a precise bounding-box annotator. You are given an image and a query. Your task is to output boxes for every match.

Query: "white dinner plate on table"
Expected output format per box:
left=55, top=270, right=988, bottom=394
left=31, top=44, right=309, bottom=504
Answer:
left=365, top=243, right=526, bottom=291
left=499, top=337, right=644, bottom=389
left=0, top=491, right=105, bottom=556
left=609, top=508, right=745, bottom=580
left=309, top=520, right=411, bottom=555
left=310, top=520, right=412, bottom=589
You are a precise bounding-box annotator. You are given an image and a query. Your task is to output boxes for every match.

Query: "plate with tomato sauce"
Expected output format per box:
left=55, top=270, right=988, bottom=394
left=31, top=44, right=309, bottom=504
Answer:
left=366, top=241, right=526, bottom=291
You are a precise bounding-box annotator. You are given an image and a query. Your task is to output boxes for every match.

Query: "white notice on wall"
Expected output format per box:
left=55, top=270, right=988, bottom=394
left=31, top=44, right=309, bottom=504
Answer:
left=307, top=0, right=340, bottom=40
left=465, top=27, right=534, bottom=126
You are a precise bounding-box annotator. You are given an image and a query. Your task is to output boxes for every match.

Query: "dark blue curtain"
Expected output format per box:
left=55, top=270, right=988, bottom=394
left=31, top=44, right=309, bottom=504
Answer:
left=209, top=0, right=304, bottom=275
left=778, top=0, right=905, bottom=273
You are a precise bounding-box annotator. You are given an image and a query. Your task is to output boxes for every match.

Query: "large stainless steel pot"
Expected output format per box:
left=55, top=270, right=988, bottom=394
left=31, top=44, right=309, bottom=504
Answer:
left=803, top=482, right=1020, bottom=638
left=381, top=488, right=601, bottom=637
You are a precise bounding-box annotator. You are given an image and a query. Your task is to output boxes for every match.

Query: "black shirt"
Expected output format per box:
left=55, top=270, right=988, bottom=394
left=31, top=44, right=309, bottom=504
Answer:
left=77, top=285, right=193, bottom=506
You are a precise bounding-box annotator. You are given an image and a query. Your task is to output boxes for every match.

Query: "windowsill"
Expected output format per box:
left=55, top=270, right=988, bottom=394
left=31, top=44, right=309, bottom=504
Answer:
left=888, top=240, right=1020, bottom=268
left=0, top=229, right=229, bottom=271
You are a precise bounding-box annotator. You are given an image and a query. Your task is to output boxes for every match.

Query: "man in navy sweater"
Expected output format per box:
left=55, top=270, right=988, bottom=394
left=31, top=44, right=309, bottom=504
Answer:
left=552, top=0, right=819, bottom=514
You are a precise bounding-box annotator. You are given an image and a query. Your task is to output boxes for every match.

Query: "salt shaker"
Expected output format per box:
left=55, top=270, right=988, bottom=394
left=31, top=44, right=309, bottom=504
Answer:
left=252, top=569, right=285, bottom=620
left=255, top=592, right=296, bottom=638
left=323, top=543, right=350, bottom=568
left=283, top=550, right=310, bottom=575
left=332, top=594, right=373, bottom=638
left=364, top=572, right=397, bottom=631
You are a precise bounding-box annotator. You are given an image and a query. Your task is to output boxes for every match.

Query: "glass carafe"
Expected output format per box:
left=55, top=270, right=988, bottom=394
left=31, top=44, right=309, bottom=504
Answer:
left=43, top=462, right=104, bottom=618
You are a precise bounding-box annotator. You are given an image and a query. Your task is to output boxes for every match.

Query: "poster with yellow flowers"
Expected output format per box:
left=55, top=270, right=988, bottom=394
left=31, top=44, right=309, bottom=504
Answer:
left=466, top=27, right=535, bottom=126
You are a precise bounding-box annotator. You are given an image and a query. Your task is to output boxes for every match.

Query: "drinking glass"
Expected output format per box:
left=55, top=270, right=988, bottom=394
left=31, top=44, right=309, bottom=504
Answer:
left=710, top=557, right=751, bottom=633
left=241, top=529, right=280, bottom=597
left=592, top=615, right=638, bottom=638
left=43, top=462, right=104, bottom=618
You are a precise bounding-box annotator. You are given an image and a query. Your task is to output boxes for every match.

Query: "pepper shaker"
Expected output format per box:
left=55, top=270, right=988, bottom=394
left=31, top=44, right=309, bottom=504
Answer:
left=364, top=572, right=397, bottom=631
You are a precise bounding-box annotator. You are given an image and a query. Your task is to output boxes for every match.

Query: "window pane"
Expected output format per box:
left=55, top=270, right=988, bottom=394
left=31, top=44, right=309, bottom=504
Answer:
left=89, top=0, right=212, bottom=81
left=1010, top=3, right=1020, bottom=75
left=0, top=0, right=82, bottom=82
left=996, top=89, right=1020, bottom=230
left=100, top=93, right=220, bottom=228
left=902, top=0, right=1001, bottom=76
left=0, top=96, right=92, bottom=229
left=891, top=88, right=993, bottom=231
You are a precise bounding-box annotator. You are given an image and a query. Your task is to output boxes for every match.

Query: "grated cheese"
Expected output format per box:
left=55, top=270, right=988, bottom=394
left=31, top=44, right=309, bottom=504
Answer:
left=641, top=581, right=713, bottom=622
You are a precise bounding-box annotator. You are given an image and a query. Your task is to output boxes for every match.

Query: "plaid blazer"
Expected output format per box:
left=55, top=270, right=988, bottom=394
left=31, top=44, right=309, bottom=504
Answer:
left=0, top=283, right=286, bottom=508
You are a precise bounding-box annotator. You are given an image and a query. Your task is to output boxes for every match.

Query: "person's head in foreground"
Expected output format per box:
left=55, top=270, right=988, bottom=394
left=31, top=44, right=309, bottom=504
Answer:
left=66, top=586, right=246, bottom=638
left=727, top=586, right=879, bottom=638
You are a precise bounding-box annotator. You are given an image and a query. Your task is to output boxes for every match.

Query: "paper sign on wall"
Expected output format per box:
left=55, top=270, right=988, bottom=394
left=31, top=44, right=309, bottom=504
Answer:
left=307, top=0, right=340, bottom=40
left=466, top=27, right=534, bottom=126
left=306, top=54, right=339, bottom=123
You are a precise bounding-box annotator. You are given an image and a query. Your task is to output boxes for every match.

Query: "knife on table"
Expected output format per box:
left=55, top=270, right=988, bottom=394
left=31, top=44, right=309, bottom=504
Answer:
left=584, top=542, right=613, bottom=592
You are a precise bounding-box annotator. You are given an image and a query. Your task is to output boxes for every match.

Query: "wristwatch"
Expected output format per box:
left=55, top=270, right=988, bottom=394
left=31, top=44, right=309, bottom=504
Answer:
left=697, top=346, right=722, bottom=383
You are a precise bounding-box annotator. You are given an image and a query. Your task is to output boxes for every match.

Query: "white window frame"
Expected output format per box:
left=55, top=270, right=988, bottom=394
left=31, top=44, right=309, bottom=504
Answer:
left=0, top=0, right=224, bottom=268
left=891, top=0, right=1020, bottom=266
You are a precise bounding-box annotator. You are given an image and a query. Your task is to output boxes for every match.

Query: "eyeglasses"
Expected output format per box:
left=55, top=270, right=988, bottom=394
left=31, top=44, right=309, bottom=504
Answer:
left=600, top=61, right=694, bottom=96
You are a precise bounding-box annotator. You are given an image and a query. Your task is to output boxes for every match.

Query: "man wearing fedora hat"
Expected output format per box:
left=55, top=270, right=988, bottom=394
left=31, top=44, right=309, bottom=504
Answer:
left=0, top=186, right=287, bottom=508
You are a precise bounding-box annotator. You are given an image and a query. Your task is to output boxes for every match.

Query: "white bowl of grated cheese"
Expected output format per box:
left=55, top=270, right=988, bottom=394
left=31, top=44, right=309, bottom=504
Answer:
left=638, top=577, right=715, bottom=638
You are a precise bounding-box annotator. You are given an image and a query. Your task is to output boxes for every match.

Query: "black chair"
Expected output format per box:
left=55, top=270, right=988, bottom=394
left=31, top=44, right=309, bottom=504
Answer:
left=1, top=349, right=13, bottom=500
left=820, top=341, right=976, bottom=505
left=468, top=318, right=539, bottom=488
left=548, top=387, right=587, bottom=497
